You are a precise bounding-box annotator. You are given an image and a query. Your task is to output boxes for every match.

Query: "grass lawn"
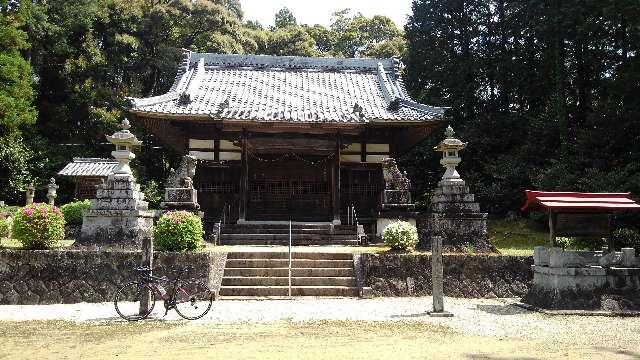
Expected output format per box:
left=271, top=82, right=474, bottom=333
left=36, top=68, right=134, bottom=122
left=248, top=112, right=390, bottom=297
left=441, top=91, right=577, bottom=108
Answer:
left=0, top=319, right=624, bottom=360
left=0, top=238, right=75, bottom=250
left=488, top=217, right=548, bottom=256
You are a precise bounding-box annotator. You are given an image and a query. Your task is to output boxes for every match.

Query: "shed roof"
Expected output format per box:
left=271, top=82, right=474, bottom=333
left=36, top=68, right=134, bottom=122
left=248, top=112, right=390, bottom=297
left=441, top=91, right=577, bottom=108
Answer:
left=127, top=51, right=447, bottom=124
left=58, top=158, right=118, bottom=177
left=521, top=190, right=640, bottom=212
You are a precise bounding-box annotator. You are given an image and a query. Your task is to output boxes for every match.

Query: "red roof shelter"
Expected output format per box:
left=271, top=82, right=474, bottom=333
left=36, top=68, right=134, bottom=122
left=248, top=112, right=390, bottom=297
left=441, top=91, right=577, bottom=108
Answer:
left=521, top=190, right=640, bottom=249
left=522, top=190, right=640, bottom=212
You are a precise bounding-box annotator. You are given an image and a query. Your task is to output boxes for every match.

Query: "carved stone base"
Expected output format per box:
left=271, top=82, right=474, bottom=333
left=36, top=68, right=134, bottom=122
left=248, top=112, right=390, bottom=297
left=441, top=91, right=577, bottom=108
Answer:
left=430, top=182, right=492, bottom=252
left=79, top=209, right=155, bottom=246
left=376, top=210, right=419, bottom=236
left=161, top=187, right=200, bottom=211
left=79, top=177, right=154, bottom=246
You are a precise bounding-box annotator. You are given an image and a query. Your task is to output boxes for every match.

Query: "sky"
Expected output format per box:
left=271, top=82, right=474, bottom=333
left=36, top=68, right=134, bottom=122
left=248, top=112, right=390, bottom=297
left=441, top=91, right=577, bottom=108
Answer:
left=241, top=0, right=413, bottom=29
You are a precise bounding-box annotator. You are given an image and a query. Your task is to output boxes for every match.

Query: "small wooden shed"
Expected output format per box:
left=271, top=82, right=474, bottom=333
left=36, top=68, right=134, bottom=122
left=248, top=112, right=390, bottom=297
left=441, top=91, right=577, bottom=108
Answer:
left=58, top=158, right=118, bottom=200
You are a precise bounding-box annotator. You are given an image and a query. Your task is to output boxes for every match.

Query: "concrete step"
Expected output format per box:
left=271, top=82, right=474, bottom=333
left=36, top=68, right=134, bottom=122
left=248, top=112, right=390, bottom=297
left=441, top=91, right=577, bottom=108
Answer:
left=219, top=286, right=359, bottom=297
left=226, top=252, right=354, bottom=260
left=225, top=259, right=353, bottom=269
left=221, top=276, right=356, bottom=287
left=221, top=234, right=357, bottom=240
left=221, top=228, right=357, bottom=235
left=219, top=239, right=360, bottom=246
left=223, top=267, right=355, bottom=277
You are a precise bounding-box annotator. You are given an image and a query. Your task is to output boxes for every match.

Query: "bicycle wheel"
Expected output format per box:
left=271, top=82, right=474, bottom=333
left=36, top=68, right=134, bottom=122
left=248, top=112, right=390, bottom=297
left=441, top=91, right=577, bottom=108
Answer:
left=173, top=280, right=213, bottom=320
left=114, top=281, right=156, bottom=321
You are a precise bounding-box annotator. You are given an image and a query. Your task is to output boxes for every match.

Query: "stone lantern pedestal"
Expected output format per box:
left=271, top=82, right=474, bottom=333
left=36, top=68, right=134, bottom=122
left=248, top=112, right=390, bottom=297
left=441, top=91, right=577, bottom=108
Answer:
left=430, top=126, right=491, bottom=252
left=79, top=119, right=155, bottom=246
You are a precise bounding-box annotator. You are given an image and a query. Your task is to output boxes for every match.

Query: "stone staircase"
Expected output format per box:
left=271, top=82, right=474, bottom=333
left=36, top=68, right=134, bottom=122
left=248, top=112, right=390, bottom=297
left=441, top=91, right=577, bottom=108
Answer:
left=218, top=223, right=360, bottom=246
left=220, top=251, right=359, bottom=297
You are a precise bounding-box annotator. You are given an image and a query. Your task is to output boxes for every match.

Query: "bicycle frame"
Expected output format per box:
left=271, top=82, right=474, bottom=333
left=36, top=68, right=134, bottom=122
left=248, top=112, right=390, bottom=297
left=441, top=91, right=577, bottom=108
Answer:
left=137, top=269, right=191, bottom=314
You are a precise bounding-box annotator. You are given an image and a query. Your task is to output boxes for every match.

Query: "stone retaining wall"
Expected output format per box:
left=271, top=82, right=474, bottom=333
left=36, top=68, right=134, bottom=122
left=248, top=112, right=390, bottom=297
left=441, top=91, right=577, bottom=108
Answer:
left=363, top=253, right=533, bottom=298
left=0, top=249, right=226, bottom=305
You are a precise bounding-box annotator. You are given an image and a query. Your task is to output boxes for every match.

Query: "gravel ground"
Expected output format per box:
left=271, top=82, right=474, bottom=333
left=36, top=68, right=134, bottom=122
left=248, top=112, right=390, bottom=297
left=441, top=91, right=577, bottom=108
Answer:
left=1, top=297, right=639, bottom=347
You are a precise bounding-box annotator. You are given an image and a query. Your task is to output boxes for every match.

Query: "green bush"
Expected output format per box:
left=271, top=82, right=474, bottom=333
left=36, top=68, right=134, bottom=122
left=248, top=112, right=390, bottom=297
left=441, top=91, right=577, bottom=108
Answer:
left=142, top=180, right=162, bottom=209
left=613, top=228, right=640, bottom=251
left=383, top=221, right=418, bottom=251
left=555, top=236, right=605, bottom=251
left=60, top=200, right=91, bottom=225
left=153, top=211, right=203, bottom=251
left=0, top=216, right=11, bottom=239
left=12, top=203, right=65, bottom=249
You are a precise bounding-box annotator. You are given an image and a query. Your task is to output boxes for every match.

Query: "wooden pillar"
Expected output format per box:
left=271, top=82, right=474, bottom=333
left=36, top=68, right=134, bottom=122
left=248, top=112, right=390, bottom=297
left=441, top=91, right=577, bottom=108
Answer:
left=548, top=211, right=557, bottom=247
left=239, top=136, right=248, bottom=222
left=332, top=136, right=341, bottom=224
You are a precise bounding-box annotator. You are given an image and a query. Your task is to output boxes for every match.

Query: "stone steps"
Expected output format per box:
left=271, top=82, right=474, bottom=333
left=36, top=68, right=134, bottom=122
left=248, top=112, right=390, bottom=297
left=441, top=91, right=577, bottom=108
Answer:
left=218, top=223, right=360, bottom=246
left=222, top=276, right=356, bottom=287
left=219, top=251, right=358, bottom=297
left=220, top=286, right=359, bottom=297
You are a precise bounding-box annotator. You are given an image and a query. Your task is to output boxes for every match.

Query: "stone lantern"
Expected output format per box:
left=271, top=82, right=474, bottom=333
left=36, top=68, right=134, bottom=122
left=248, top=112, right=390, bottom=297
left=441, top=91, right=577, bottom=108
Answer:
left=430, top=125, right=490, bottom=252
left=79, top=118, right=154, bottom=246
left=46, top=178, right=59, bottom=205
left=106, top=119, right=142, bottom=180
left=434, top=126, right=467, bottom=185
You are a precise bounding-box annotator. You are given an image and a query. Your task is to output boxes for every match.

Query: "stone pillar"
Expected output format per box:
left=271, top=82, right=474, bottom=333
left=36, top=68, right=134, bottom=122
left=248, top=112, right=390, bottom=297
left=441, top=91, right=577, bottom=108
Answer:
left=25, top=183, right=35, bottom=205
left=139, top=236, right=153, bottom=315
left=46, top=178, right=59, bottom=206
left=429, top=236, right=452, bottom=317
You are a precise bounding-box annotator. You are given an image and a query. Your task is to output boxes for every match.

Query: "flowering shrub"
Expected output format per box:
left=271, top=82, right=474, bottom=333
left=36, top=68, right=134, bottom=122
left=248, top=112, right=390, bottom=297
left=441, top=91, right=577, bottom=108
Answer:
left=154, top=211, right=203, bottom=251
left=60, top=200, right=91, bottom=225
left=383, top=221, right=418, bottom=251
left=12, top=203, right=65, bottom=249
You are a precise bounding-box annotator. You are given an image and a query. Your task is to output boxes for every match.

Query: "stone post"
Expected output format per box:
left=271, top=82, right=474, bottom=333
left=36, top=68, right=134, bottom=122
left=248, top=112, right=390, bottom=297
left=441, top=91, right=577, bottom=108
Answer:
left=46, top=178, right=59, bottom=205
left=25, top=183, right=35, bottom=205
left=429, top=236, right=452, bottom=317
left=622, top=248, right=636, bottom=267
left=139, top=236, right=153, bottom=316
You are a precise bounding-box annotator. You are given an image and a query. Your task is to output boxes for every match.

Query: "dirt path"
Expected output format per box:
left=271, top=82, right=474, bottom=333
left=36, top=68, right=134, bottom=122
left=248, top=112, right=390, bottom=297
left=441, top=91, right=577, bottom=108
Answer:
left=0, top=297, right=638, bottom=359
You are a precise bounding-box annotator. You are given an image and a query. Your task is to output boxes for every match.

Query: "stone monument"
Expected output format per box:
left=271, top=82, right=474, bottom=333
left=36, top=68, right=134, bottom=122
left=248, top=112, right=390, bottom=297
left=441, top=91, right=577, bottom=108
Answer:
left=46, top=178, right=59, bottom=205
left=430, top=126, right=491, bottom=252
left=376, top=157, right=418, bottom=238
left=25, top=183, right=35, bottom=205
left=79, top=119, right=155, bottom=246
left=160, top=155, right=200, bottom=212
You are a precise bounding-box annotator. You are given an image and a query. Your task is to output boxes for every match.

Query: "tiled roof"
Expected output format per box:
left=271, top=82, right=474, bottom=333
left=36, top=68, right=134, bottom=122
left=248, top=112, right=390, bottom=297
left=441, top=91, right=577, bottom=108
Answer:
left=127, top=51, right=447, bottom=123
left=58, top=158, right=118, bottom=177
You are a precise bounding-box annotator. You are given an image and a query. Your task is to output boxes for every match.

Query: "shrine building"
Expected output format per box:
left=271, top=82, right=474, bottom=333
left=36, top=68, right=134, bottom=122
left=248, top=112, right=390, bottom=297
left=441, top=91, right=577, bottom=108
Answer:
left=127, top=51, right=446, bottom=233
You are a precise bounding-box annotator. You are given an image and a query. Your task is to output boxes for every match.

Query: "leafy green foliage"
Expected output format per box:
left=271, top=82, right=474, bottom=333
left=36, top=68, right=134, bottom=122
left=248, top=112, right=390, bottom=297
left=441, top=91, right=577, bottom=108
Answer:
left=141, top=180, right=162, bottom=209
left=613, top=228, right=640, bottom=252
left=383, top=221, right=418, bottom=251
left=555, top=236, right=605, bottom=251
left=154, top=211, right=203, bottom=251
left=404, top=0, right=640, bottom=214
left=0, top=216, right=11, bottom=239
left=12, top=203, right=65, bottom=249
left=60, top=200, right=91, bottom=226
left=274, top=7, right=296, bottom=29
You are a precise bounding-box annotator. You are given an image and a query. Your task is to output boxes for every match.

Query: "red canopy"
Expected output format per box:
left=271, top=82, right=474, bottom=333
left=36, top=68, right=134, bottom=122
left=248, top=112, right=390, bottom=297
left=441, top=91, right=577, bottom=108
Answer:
left=521, top=190, right=640, bottom=212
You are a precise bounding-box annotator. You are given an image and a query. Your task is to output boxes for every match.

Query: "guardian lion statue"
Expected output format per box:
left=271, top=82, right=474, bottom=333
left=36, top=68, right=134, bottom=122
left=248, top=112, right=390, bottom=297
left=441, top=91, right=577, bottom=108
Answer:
left=165, top=155, right=197, bottom=189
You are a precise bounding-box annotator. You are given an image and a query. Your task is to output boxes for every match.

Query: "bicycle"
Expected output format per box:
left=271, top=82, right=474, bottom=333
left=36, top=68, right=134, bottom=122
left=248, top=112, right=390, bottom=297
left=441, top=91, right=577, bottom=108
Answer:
left=114, top=266, right=213, bottom=321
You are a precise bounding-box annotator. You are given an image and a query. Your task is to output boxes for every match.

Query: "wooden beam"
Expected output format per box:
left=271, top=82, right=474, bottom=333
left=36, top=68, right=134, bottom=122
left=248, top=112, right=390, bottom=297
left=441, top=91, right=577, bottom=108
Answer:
left=239, top=136, right=248, bottom=222
left=333, top=136, right=341, bottom=224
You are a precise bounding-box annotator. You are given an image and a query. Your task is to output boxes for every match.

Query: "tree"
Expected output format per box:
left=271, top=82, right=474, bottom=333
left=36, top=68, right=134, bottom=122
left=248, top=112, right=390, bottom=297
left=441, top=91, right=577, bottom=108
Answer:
left=0, top=0, right=38, bottom=202
left=274, top=7, right=296, bottom=29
